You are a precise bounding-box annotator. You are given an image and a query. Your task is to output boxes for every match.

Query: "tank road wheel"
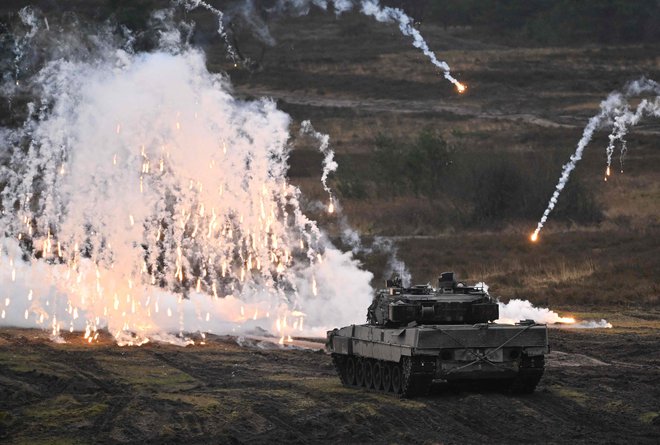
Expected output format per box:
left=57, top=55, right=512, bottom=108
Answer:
left=345, top=356, right=357, bottom=386
left=391, top=363, right=403, bottom=394
left=364, top=360, right=374, bottom=389
left=372, top=361, right=383, bottom=391
left=355, top=358, right=365, bottom=387
left=381, top=363, right=392, bottom=393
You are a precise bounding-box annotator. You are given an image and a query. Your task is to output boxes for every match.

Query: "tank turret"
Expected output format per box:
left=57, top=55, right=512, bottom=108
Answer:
left=367, top=272, right=499, bottom=326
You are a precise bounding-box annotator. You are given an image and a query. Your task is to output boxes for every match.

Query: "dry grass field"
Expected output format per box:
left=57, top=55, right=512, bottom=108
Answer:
left=210, top=11, right=660, bottom=308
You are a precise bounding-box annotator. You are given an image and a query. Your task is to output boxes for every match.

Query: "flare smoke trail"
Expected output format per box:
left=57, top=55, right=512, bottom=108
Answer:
left=300, top=120, right=338, bottom=212
left=299, top=122, right=413, bottom=288
left=531, top=78, right=660, bottom=241
left=211, top=0, right=464, bottom=91
left=178, top=0, right=239, bottom=63
left=0, top=7, right=373, bottom=345
left=605, top=80, right=660, bottom=176
left=357, top=0, right=465, bottom=91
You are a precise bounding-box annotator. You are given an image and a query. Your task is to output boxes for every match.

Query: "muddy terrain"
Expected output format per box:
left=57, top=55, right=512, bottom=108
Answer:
left=0, top=311, right=658, bottom=444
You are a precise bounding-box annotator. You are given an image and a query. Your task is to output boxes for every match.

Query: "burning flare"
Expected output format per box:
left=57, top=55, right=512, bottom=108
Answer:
left=530, top=78, right=660, bottom=240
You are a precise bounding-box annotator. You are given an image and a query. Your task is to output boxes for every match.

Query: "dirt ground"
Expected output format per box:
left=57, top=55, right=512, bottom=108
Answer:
left=0, top=312, right=658, bottom=445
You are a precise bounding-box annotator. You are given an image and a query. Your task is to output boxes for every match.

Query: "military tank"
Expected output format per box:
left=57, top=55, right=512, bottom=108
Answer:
left=326, top=272, right=548, bottom=397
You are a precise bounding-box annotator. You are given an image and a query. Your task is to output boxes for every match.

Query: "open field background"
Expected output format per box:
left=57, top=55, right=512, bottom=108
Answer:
left=209, top=8, right=660, bottom=308
left=0, top=1, right=659, bottom=444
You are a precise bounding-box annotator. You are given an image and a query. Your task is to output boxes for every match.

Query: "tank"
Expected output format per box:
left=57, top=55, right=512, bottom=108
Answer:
left=326, top=272, right=548, bottom=397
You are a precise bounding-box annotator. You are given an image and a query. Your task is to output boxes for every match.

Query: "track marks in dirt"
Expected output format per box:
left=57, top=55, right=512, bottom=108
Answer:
left=1, top=330, right=659, bottom=444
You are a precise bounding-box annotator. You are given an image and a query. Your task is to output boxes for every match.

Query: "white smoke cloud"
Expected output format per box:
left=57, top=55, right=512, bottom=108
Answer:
left=557, top=319, right=612, bottom=329
left=497, top=299, right=611, bottom=329
left=497, top=299, right=576, bottom=325
left=0, top=8, right=373, bottom=345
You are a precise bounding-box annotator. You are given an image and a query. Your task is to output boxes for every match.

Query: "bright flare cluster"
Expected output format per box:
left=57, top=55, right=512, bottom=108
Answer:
left=0, top=12, right=373, bottom=345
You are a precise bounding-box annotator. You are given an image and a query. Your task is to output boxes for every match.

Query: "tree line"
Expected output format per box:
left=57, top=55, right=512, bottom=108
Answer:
left=386, top=0, right=660, bottom=45
left=335, top=130, right=603, bottom=228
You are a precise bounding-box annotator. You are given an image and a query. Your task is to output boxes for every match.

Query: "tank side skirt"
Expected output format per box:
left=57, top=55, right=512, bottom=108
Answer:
left=352, top=338, right=412, bottom=362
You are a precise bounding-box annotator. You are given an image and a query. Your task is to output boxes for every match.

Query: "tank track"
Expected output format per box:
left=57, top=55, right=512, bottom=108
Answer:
left=332, top=354, right=545, bottom=395
left=508, top=355, right=545, bottom=394
left=331, top=354, right=435, bottom=398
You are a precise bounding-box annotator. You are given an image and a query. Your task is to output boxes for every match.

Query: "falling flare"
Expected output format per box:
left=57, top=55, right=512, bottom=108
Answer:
left=356, top=1, right=462, bottom=89
left=531, top=78, right=660, bottom=239
left=455, top=82, right=467, bottom=94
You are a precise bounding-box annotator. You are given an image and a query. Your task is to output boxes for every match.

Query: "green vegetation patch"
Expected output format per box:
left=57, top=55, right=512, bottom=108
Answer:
left=24, top=394, right=107, bottom=428
left=294, top=376, right=356, bottom=394
left=552, top=385, right=589, bottom=406
left=257, top=388, right=319, bottom=415
left=10, top=438, right=88, bottom=445
left=155, top=393, right=221, bottom=411
left=639, top=411, right=659, bottom=424
left=340, top=401, right=379, bottom=418
left=0, top=351, right=70, bottom=377
left=95, top=355, right=198, bottom=391
left=603, top=400, right=632, bottom=413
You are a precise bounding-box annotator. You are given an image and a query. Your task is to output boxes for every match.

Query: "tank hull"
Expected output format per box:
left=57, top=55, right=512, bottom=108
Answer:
left=327, top=323, right=548, bottom=396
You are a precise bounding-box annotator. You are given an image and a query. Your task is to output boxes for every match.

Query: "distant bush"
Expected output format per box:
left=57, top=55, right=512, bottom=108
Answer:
left=464, top=154, right=603, bottom=226
left=106, top=0, right=158, bottom=31
left=427, top=0, right=660, bottom=45
left=335, top=157, right=369, bottom=200
left=553, top=179, right=604, bottom=224
left=371, top=130, right=454, bottom=199
left=469, top=159, right=528, bottom=224
left=351, top=130, right=604, bottom=229
left=371, top=133, right=408, bottom=198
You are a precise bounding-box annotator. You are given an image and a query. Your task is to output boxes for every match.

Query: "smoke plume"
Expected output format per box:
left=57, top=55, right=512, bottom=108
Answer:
left=0, top=7, right=373, bottom=344
left=532, top=78, right=660, bottom=240
left=204, top=0, right=463, bottom=90
left=497, top=299, right=611, bottom=329
left=605, top=79, right=660, bottom=175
